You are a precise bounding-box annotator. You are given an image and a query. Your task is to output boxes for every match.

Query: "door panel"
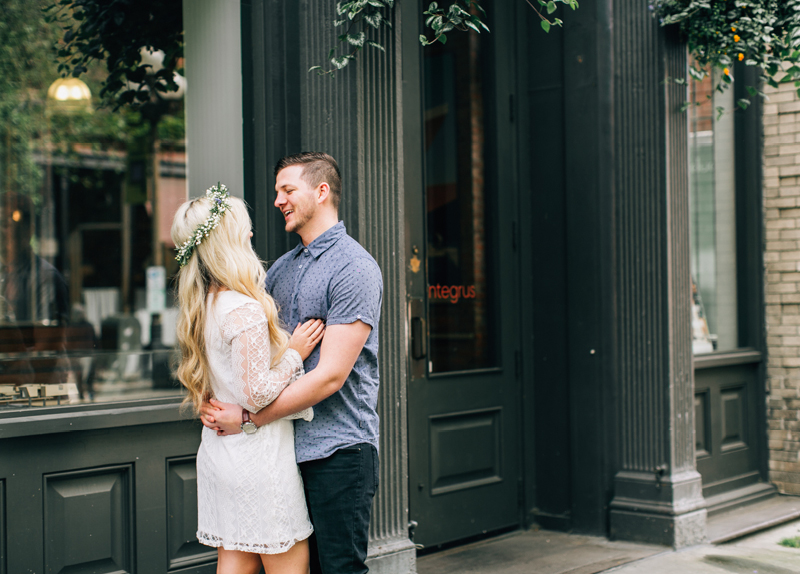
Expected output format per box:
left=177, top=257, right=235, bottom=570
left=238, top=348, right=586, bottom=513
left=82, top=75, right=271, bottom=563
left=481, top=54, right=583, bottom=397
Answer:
left=43, top=466, right=134, bottom=574
left=695, top=364, right=760, bottom=497
left=407, top=1, right=521, bottom=548
left=429, top=408, right=503, bottom=495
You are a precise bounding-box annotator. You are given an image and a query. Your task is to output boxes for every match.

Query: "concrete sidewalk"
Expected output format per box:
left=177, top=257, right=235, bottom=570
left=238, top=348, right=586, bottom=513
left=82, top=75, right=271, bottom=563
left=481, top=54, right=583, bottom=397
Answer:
left=607, top=520, right=800, bottom=574
left=416, top=519, right=800, bottom=574
left=416, top=529, right=667, bottom=574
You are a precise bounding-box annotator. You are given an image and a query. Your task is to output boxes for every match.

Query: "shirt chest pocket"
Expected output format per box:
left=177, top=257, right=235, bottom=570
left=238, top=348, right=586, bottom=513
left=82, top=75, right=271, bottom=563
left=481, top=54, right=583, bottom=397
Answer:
left=295, top=290, right=328, bottom=323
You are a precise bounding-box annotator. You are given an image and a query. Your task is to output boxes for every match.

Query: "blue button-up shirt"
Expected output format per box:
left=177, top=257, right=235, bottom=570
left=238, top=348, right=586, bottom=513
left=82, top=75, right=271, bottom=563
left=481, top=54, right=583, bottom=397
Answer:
left=266, top=222, right=383, bottom=463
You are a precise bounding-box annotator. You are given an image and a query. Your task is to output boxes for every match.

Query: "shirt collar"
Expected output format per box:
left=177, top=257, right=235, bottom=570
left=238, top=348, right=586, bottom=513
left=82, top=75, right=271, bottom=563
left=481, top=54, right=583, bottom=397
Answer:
left=293, top=221, right=347, bottom=259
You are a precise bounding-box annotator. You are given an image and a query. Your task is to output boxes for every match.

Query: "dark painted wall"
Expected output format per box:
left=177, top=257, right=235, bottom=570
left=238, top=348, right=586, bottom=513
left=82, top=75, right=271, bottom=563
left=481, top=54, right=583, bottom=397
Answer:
left=0, top=413, right=211, bottom=574
left=518, top=1, right=617, bottom=535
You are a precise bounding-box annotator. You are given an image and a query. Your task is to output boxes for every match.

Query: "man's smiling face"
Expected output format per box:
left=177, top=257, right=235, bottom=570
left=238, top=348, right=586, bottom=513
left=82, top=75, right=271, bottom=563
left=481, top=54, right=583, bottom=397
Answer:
left=274, top=165, right=318, bottom=234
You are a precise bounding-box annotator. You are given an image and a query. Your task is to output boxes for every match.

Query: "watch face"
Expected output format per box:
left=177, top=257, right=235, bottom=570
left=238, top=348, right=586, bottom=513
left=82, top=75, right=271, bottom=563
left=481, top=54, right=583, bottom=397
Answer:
left=242, top=421, right=258, bottom=435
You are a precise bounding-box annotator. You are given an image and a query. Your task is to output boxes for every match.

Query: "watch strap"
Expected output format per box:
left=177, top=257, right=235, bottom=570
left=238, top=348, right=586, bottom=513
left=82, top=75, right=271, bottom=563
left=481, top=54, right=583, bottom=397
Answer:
left=241, top=408, right=257, bottom=434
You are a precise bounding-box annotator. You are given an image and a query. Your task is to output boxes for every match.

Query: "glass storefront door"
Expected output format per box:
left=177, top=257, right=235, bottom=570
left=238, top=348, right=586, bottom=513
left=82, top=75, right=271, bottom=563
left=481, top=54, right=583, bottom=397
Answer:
left=689, top=68, right=764, bottom=501
left=407, top=2, right=522, bottom=548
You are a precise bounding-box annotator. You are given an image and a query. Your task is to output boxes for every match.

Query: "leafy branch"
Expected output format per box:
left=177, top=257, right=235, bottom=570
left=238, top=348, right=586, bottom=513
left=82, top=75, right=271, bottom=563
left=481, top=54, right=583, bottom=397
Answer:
left=312, top=0, right=579, bottom=74
left=419, top=1, right=489, bottom=46
left=522, top=0, right=579, bottom=34
left=419, top=0, right=577, bottom=46
left=653, top=0, right=800, bottom=110
left=309, top=0, right=394, bottom=76
left=44, top=0, right=183, bottom=111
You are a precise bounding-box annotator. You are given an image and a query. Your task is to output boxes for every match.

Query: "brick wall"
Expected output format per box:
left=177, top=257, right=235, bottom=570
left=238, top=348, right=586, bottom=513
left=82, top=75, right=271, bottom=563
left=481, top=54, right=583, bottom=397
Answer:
left=764, top=76, right=800, bottom=495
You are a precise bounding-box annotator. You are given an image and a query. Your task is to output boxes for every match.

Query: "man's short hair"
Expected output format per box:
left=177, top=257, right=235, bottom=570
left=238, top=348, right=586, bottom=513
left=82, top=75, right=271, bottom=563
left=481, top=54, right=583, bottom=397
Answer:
left=274, top=152, right=342, bottom=210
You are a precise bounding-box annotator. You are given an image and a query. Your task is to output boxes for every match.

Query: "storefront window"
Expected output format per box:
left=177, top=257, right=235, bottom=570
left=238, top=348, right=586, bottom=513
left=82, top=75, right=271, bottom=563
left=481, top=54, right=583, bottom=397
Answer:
left=689, top=69, right=739, bottom=354
left=423, top=24, right=498, bottom=373
left=0, top=2, right=185, bottom=410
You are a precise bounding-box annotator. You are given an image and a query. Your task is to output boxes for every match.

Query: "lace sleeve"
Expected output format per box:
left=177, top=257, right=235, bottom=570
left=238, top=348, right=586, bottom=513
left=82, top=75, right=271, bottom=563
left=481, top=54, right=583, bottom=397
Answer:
left=283, top=407, right=314, bottom=422
left=222, top=302, right=304, bottom=412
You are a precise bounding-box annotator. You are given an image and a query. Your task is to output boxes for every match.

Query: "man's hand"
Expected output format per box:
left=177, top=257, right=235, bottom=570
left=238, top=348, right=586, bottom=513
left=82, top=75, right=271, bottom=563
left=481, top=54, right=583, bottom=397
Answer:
left=251, top=320, right=372, bottom=427
left=198, top=320, right=371, bottom=433
left=199, top=398, right=243, bottom=436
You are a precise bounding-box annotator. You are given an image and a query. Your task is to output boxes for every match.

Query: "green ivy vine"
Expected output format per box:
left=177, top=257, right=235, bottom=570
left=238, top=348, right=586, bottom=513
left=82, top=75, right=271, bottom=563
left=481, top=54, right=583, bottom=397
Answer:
left=310, top=0, right=579, bottom=75
left=653, top=0, right=800, bottom=110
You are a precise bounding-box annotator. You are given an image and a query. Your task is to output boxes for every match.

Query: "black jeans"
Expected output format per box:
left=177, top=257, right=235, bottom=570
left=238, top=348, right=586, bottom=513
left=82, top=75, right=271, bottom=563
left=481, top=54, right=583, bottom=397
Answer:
left=299, top=444, right=379, bottom=574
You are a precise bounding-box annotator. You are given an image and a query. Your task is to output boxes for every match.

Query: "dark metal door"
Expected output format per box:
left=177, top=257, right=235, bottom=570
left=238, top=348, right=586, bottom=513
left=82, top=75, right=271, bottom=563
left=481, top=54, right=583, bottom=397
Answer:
left=404, top=2, right=521, bottom=549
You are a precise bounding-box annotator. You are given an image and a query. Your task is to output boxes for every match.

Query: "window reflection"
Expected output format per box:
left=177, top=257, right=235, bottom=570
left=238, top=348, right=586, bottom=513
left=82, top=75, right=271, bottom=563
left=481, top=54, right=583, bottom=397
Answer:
left=689, top=68, right=739, bottom=354
left=0, top=2, right=185, bottom=409
left=423, top=21, right=497, bottom=373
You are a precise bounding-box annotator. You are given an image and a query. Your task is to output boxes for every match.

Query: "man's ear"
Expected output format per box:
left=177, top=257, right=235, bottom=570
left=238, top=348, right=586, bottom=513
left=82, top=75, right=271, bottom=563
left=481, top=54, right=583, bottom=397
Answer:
left=317, top=182, right=331, bottom=205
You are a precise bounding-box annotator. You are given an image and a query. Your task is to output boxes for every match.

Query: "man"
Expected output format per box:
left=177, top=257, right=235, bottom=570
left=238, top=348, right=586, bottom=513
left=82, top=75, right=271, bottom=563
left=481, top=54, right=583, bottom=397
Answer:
left=200, top=152, right=383, bottom=574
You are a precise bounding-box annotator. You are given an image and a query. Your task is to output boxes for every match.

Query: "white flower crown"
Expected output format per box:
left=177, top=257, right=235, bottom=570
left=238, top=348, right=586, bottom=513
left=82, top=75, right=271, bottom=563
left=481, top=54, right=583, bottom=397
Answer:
left=175, top=183, right=232, bottom=268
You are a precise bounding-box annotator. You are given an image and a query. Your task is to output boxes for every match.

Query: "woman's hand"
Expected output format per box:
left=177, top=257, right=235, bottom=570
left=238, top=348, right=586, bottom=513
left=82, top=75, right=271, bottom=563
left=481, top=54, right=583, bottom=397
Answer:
left=289, top=319, right=325, bottom=361
left=199, top=398, right=243, bottom=436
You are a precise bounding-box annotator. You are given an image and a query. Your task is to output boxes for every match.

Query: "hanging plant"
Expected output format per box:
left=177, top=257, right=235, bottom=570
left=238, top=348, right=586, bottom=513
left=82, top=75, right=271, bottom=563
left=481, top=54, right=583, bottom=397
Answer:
left=311, top=0, right=578, bottom=75
left=652, top=0, right=800, bottom=110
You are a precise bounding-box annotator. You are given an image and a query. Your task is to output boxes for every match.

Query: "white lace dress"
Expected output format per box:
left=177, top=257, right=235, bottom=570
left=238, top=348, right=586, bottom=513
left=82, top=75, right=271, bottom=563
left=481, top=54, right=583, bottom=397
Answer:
left=196, top=290, right=314, bottom=554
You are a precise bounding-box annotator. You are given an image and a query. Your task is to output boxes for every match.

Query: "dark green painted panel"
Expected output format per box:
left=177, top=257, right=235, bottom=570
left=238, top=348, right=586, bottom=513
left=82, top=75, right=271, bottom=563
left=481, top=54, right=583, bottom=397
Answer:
left=0, top=479, right=5, bottom=574
left=43, top=465, right=134, bottom=574
left=0, top=399, right=189, bottom=440
left=696, top=364, right=761, bottom=497
left=429, top=409, right=502, bottom=495
left=0, top=419, right=203, bottom=573
left=519, top=2, right=572, bottom=529
left=695, top=392, right=710, bottom=457
left=721, top=388, right=745, bottom=449
left=167, top=457, right=216, bottom=571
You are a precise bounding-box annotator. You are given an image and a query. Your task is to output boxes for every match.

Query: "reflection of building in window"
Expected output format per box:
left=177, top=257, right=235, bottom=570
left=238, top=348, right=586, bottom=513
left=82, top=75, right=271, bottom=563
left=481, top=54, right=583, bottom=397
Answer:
left=0, top=14, right=187, bottom=407
left=424, top=26, right=496, bottom=373
left=692, top=277, right=714, bottom=355
left=0, top=143, right=186, bottom=403
left=0, top=192, right=69, bottom=324
left=689, top=67, right=738, bottom=354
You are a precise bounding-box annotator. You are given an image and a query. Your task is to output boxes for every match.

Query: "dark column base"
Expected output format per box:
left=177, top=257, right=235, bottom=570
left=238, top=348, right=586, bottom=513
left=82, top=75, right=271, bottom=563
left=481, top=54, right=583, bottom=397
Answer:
left=609, top=470, right=707, bottom=548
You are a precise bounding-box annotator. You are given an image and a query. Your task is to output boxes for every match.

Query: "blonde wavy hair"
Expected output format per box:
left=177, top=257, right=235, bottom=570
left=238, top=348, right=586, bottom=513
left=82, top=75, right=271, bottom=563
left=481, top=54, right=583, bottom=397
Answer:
left=171, top=193, right=289, bottom=414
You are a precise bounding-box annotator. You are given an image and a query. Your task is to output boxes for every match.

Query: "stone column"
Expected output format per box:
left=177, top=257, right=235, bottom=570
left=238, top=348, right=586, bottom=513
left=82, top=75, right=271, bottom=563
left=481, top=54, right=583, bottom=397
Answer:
left=608, top=6, right=708, bottom=548
left=297, top=3, right=415, bottom=571
left=183, top=0, right=244, bottom=197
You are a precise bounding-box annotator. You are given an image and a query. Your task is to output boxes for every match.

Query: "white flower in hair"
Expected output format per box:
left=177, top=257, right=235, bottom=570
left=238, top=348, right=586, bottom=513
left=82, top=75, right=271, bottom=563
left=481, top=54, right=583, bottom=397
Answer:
left=175, top=183, right=232, bottom=268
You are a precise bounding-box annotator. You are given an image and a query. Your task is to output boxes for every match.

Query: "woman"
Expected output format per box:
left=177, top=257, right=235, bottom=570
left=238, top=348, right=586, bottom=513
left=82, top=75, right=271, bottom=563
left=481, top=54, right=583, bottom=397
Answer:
left=171, top=184, right=323, bottom=574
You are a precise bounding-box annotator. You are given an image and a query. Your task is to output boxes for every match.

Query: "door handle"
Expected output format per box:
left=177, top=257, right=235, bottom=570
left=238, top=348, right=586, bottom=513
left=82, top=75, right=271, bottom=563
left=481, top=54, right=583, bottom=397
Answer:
left=411, top=317, right=427, bottom=360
